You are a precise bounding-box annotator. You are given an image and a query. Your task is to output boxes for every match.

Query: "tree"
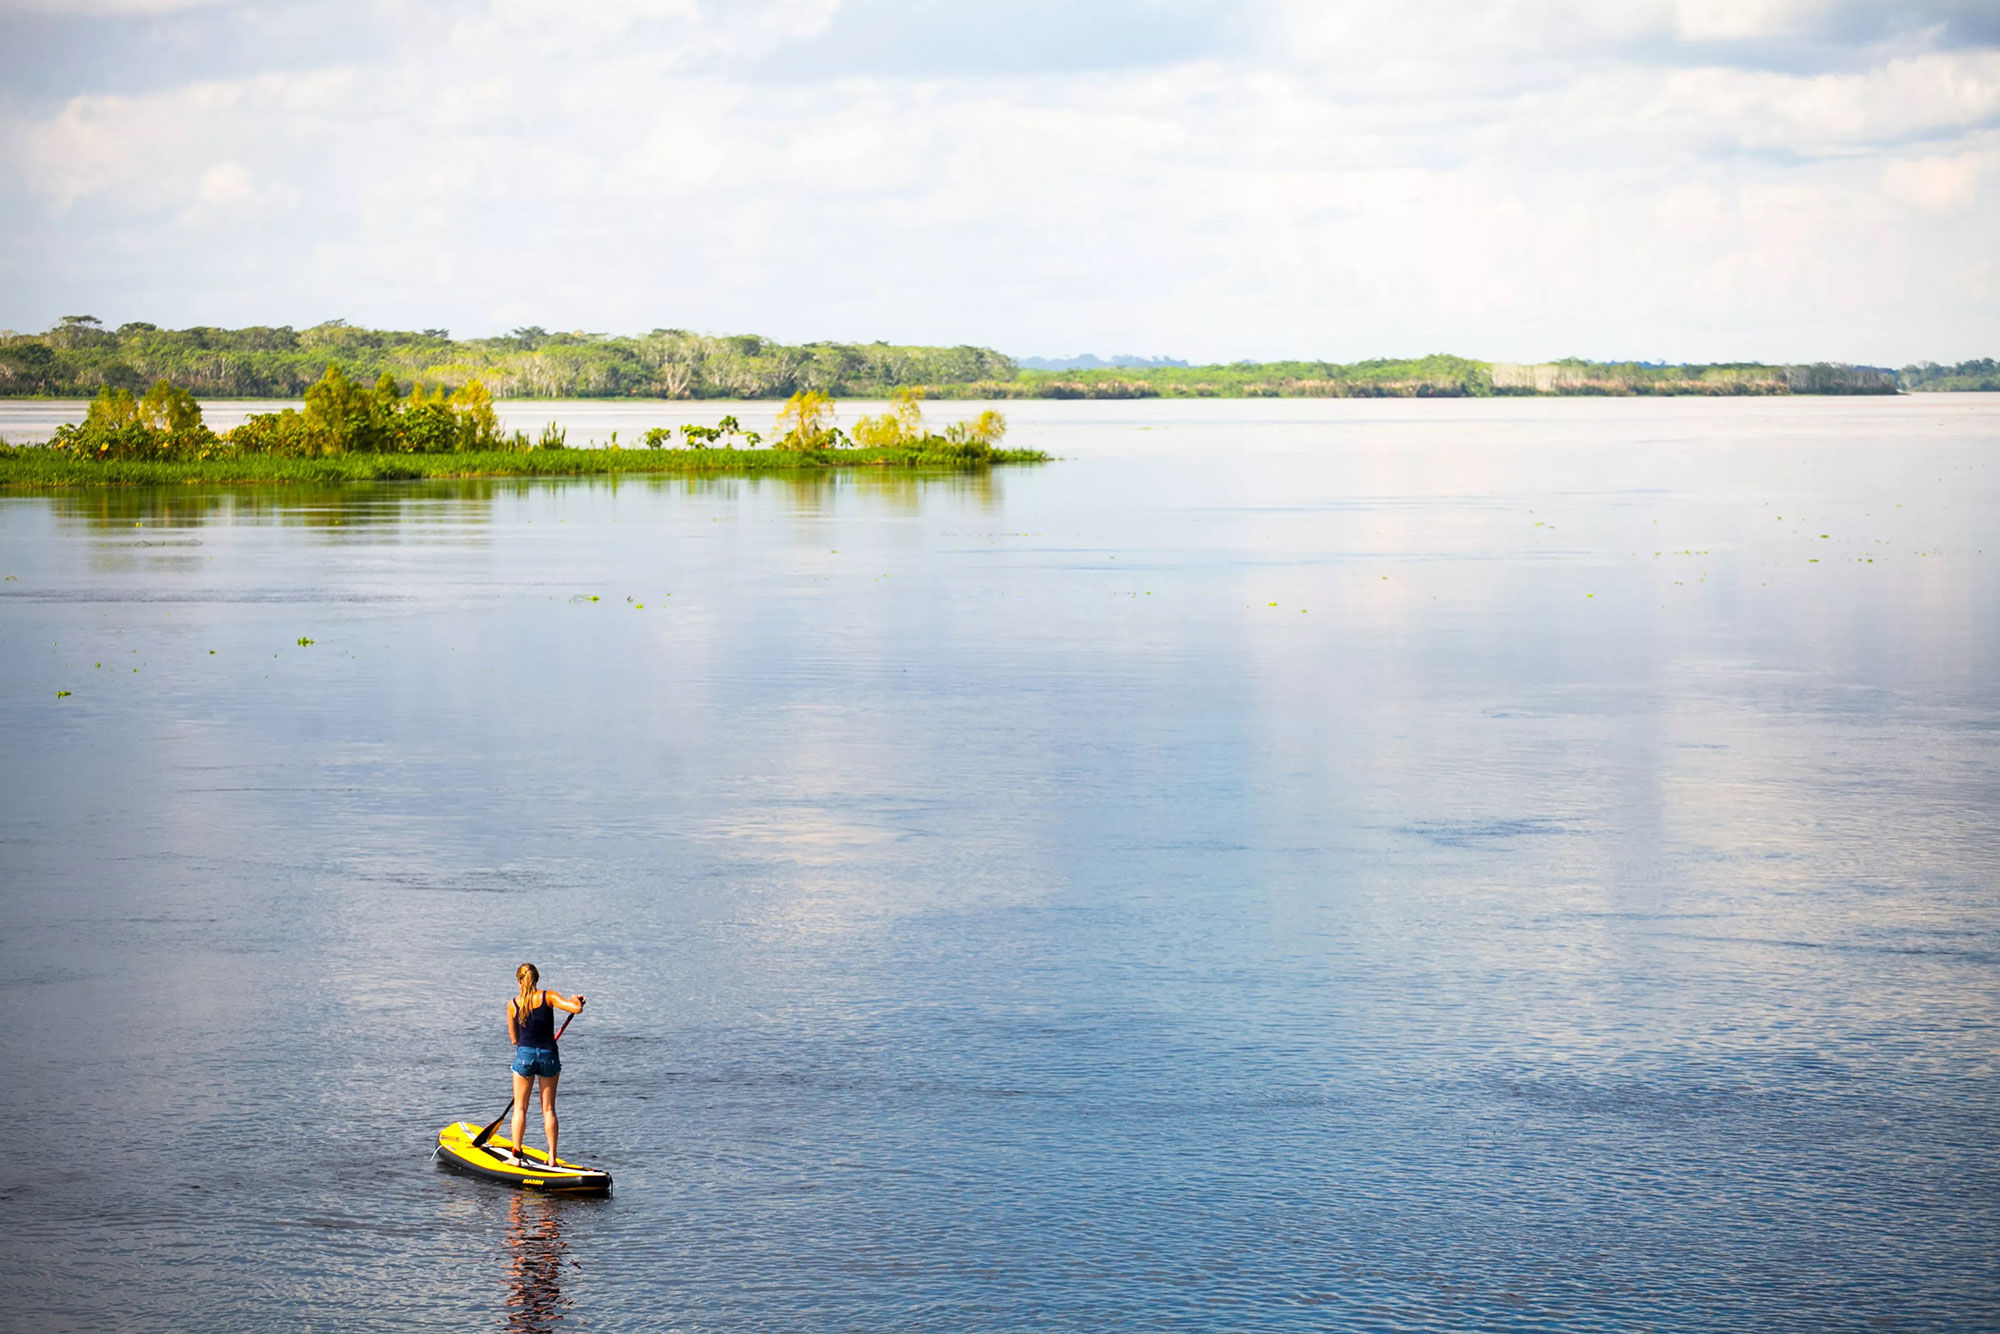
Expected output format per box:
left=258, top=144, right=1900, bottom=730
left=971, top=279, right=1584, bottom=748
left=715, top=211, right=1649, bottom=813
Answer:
left=49, top=316, right=112, bottom=351
left=303, top=364, right=390, bottom=453
left=951, top=409, right=1007, bottom=446
left=448, top=379, right=501, bottom=449
left=852, top=387, right=928, bottom=447
left=139, top=379, right=203, bottom=433
left=775, top=390, right=836, bottom=449
left=83, top=386, right=141, bottom=431
left=0, top=341, right=58, bottom=393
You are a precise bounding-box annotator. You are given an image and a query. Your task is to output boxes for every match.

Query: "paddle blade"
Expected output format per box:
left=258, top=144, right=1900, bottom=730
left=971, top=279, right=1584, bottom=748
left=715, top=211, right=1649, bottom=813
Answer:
left=470, top=1097, right=514, bottom=1149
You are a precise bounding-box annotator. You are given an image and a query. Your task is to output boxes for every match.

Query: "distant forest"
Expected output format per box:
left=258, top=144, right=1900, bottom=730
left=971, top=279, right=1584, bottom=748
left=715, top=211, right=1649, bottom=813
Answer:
left=0, top=317, right=1991, bottom=399
left=0, top=318, right=1014, bottom=400
left=1898, top=359, right=2000, bottom=391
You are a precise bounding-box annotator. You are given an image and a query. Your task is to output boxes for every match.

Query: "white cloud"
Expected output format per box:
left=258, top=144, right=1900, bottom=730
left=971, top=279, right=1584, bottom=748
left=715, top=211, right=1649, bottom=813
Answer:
left=0, top=0, right=234, bottom=13
left=9, top=69, right=356, bottom=212
left=1881, top=150, right=1989, bottom=213
left=1675, top=0, right=1817, bottom=43
left=1641, top=52, right=2000, bottom=155
left=194, top=161, right=253, bottom=204
left=0, top=0, right=1994, bottom=361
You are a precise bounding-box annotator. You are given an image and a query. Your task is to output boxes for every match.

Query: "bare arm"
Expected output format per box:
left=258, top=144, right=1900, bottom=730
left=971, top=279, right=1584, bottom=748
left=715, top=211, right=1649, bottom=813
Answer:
left=505, top=998, right=519, bottom=1045
left=549, top=991, right=586, bottom=1015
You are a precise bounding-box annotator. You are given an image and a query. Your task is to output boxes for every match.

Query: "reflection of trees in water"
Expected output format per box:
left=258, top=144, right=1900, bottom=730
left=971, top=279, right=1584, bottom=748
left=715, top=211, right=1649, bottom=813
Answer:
left=45, top=482, right=509, bottom=533
left=692, top=468, right=1002, bottom=517
left=798, top=468, right=999, bottom=515
left=33, top=464, right=1004, bottom=540
left=503, top=1192, right=574, bottom=1333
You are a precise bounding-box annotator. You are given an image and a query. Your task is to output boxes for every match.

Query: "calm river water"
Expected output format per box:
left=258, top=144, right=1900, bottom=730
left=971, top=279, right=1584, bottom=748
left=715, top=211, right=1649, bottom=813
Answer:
left=1, top=396, right=1996, bottom=1331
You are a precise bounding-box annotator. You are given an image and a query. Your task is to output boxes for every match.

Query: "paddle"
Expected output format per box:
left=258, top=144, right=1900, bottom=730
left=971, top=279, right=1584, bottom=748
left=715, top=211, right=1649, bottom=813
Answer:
left=472, top=1005, right=579, bottom=1151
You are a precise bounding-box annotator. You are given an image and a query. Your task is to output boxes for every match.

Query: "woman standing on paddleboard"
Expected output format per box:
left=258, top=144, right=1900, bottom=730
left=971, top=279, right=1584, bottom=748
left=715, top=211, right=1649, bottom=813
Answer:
left=507, top=963, right=584, bottom=1165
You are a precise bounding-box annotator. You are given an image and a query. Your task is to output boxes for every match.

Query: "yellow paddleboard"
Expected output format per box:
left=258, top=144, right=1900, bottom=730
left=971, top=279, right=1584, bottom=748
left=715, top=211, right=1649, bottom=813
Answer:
left=435, top=1120, right=612, bottom=1193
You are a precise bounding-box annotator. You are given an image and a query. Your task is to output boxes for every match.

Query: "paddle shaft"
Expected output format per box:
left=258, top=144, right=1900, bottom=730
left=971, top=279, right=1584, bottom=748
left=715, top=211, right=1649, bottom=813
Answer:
left=472, top=1007, right=578, bottom=1148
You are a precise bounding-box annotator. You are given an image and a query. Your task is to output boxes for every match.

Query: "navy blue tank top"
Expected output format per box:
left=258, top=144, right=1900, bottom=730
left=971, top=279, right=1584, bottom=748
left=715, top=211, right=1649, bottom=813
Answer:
left=514, top=992, right=556, bottom=1047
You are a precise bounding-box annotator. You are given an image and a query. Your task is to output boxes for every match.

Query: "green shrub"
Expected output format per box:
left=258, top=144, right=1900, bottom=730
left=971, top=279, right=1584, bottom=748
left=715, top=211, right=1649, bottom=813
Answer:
left=52, top=382, right=226, bottom=460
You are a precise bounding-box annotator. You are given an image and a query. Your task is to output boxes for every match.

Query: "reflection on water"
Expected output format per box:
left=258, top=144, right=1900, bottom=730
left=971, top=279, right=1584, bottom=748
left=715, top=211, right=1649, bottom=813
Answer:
left=503, top=1194, right=573, bottom=1334
left=46, top=482, right=509, bottom=532
left=32, top=467, right=1001, bottom=537
left=768, top=465, right=999, bottom=516
left=0, top=396, right=1995, bottom=1331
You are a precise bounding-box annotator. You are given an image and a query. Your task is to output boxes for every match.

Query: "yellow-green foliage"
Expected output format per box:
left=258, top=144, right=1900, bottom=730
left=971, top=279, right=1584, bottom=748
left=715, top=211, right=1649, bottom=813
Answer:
left=230, top=367, right=510, bottom=456
left=25, top=384, right=1033, bottom=483
left=853, top=391, right=1007, bottom=453
left=53, top=368, right=513, bottom=461
left=948, top=409, right=1007, bottom=447
left=80, top=380, right=204, bottom=435
left=81, top=387, right=142, bottom=432
left=56, top=381, right=224, bottom=461
left=852, top=388, right=929, bottom=448
left=775, top=390, right=838, bottom=450
left=141, top=380, right=205, bottom=433
left=448, top=379, right=500, bottom=440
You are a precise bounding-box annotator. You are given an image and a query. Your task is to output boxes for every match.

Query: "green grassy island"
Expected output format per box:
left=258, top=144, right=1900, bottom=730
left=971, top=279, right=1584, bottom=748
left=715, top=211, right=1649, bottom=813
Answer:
left=0, top=371, right=1045, bottom=487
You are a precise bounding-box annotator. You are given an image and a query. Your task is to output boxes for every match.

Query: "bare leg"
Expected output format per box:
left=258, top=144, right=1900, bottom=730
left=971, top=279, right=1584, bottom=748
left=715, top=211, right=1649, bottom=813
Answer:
left=539, top=1074, right=560, bottom=1165
left=509, top=1072, right=534, bottom=1160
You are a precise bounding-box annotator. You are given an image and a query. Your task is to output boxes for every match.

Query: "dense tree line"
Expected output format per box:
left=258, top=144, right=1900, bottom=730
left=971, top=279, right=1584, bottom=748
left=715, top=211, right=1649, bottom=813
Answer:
left=0, top=317, right=1984, bottom=399
left=1489, top=360, right=1901, bottom=395
left=1899, top=359, right=2000, bottom=391
left=1014, top=356, right=1903, bottom=397
left=0, top=317, right=1017, bottom=399
left=1002, top=354, right=1489, bottom=398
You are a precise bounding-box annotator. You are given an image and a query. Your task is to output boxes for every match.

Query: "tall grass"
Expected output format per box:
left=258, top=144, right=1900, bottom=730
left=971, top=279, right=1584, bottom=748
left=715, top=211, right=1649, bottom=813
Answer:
left=0, top=443, right=1050, bottom=489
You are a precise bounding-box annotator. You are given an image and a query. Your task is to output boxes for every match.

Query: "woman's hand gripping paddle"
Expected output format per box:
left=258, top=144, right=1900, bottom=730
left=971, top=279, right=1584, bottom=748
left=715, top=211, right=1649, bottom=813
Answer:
left=472, top=1007, right=578, bottom=1151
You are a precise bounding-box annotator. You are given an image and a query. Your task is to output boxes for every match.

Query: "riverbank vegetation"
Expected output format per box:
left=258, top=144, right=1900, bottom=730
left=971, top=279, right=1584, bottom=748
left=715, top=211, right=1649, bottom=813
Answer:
left=52, top=369, right=510, bottom=461
left=0, top=317, right=1985, bottom=400
left=1, top=375, right=1044, bottom=486
left=1484, top=360, right=1899, bottom=396
left=1898, top=359, right=2000, bottom=392
left=0, top=317, right=1013, bottom=400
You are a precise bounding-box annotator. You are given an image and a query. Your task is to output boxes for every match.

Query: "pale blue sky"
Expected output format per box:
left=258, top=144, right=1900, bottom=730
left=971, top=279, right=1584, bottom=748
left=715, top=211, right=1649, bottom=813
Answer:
left=2, top=0, right=1996, bottom=363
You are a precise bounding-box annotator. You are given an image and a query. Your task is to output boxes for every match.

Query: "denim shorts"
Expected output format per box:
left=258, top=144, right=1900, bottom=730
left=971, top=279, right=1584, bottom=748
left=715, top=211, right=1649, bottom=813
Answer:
left=512, top=1045, right=561, bottom=1078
